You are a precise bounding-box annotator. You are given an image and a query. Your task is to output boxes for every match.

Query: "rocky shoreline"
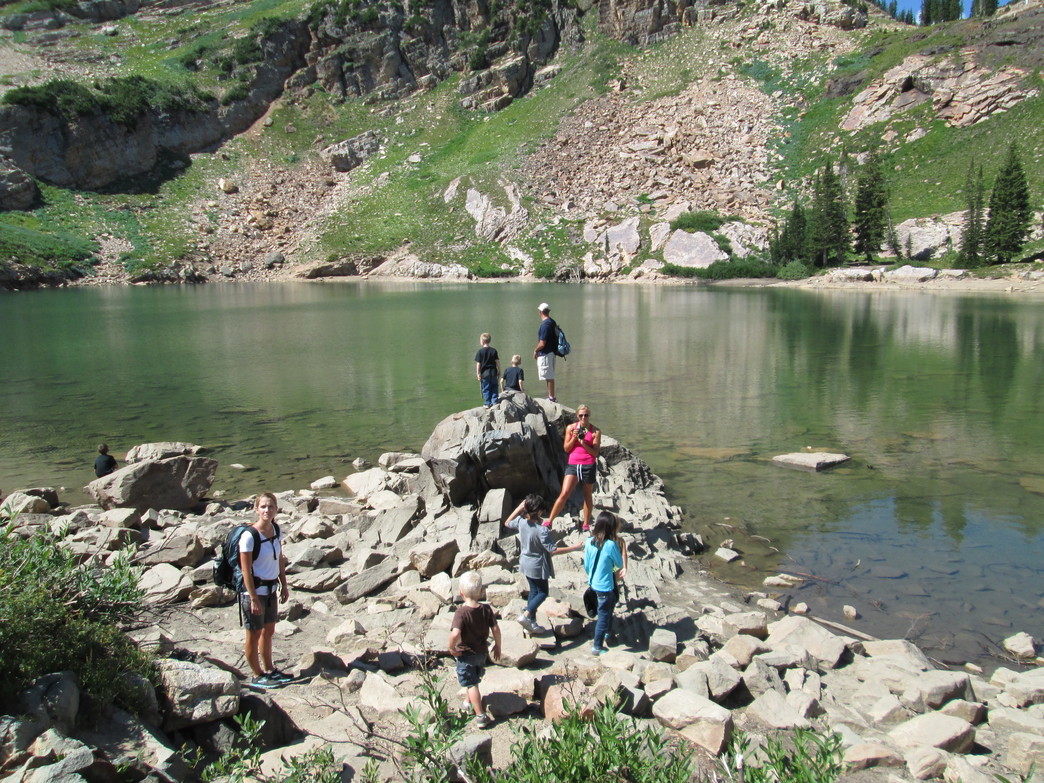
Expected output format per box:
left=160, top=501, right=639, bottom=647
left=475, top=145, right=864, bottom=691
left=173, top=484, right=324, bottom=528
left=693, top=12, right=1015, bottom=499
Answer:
left=1, top=397, right=1042, bottom=782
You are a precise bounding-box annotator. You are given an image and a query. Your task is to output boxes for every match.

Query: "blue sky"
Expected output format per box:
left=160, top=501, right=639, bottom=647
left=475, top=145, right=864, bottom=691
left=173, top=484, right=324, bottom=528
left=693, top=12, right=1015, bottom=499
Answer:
left=893, top=0, right=1010, bottom=16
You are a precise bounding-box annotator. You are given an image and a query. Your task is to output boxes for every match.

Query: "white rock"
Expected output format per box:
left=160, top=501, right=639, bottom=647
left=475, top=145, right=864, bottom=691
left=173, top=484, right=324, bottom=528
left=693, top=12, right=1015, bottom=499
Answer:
left=652, top=690, right=733, bottom=754
left=887, top=712, right=975, bottom=753
left=772, top=452, right=851, bottom=472
left=1003, top=632, right=1038, bottom=659
left=309, top=476, right=338, bottom=490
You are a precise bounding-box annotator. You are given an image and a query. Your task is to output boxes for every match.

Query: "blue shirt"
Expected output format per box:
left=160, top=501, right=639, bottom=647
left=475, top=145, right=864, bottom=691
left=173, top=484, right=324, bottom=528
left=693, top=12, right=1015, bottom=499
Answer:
left=537, top=318, right=557, bottom=356
left=583, top=538, right=622, bottom=593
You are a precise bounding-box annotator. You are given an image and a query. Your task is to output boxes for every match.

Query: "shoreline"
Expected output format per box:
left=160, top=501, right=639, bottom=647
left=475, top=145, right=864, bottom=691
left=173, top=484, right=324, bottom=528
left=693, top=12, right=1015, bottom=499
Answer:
left=3, top=258, right=1044, bottom=296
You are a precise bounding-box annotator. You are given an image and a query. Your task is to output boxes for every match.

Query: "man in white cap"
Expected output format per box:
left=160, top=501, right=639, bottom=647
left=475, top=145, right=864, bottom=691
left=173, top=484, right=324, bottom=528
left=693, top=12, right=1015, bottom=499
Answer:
left=533, top=302, right=557, bottom=402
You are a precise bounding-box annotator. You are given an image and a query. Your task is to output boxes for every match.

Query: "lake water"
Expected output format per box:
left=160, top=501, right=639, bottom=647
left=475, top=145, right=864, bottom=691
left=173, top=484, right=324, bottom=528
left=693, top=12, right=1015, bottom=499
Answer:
left=1, top=281, right=1041, bottom=667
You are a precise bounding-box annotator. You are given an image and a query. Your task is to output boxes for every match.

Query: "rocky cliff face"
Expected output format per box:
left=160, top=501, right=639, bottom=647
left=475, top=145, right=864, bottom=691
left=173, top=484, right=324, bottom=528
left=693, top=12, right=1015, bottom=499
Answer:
left=0, top=21, right=310, bottom=190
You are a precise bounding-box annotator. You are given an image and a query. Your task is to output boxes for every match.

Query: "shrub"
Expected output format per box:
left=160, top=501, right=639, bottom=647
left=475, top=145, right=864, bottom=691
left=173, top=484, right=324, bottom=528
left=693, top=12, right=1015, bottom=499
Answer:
left=465, top=700, right=693, bottom=783
left=2, top=76, right=212, bottom=124
left=0, top=524, right=151, bottom=711
left=532, top=259, right=557, bottom=279
left=231, top=36, right=263, bottom=66
left=662, top=258, right=778, bottom=280
left=669, top=210, right=729, bottom=233
left=719, top=728, right=845, bottom=783
left=777, top=259, right=812, bottom=280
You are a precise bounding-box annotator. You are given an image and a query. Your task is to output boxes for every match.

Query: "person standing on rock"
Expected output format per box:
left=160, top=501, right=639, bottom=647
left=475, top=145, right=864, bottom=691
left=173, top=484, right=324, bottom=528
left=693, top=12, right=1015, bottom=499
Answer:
left=94, top=443, right=118, bottom=478
left=501, top=354, right=525, bottom=395
left=585, top=510, right=624, bottom=656
left=240, top=492, right=291, bottom=687
left=546, top=404, right=600, bottom=531
left=474, top=332, right=501, bottom=408
left=533, top=302, right=558, bottom=402
left=504, top=494, right=583, bottom=634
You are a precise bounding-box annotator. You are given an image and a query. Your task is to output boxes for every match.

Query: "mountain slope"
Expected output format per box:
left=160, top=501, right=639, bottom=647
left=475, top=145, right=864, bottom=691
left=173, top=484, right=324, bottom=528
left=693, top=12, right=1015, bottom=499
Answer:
left=0, top=0, right=1040, bottom=286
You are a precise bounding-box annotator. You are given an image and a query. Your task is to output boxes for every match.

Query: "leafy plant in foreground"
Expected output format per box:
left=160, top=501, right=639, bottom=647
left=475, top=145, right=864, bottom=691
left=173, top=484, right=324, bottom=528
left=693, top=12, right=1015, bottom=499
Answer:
left=469, top=699, right=694, bottom=783
left=718, top=728, right=845, bottom=783
left=0, top=522, right=150, bottom=710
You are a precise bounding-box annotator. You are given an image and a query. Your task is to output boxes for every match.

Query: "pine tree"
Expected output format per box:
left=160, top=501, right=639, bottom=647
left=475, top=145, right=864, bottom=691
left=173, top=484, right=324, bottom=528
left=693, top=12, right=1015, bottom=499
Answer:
left=984, top=144, right=1032, bottom=265
left=853, top=153, right=889, bottom=263
left=959, top=162, right=985, bottom=267
left=771, top=201, right=809, bottom=264
left=981, top=0, right=998, bottom=16
left=888, top=0, right=898, bottom=18
left=921, top=0, right=933, bottom=24
left=810, top=162, right=850, bottom=267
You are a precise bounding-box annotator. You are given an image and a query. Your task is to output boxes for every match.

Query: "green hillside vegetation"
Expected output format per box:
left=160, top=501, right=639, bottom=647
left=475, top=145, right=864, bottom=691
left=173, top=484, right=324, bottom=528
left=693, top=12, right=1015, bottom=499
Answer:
left=0, top=1, right=1040, bottom=280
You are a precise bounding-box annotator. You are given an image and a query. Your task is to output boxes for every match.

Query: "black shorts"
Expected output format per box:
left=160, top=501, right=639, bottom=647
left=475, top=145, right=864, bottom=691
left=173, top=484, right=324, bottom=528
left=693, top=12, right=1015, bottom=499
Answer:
left=566, top=463, right=596, bottom=485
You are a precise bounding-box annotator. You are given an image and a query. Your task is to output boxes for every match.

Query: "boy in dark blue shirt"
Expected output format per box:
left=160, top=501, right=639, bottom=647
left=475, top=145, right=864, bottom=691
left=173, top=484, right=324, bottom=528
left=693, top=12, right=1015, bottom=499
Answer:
left=501, top=354, right=525, bottom=394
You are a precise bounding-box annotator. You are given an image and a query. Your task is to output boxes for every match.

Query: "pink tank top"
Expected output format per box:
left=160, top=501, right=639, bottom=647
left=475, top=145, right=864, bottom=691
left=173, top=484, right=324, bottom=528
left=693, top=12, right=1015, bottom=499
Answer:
left=568, top=431, right=596, bottom=466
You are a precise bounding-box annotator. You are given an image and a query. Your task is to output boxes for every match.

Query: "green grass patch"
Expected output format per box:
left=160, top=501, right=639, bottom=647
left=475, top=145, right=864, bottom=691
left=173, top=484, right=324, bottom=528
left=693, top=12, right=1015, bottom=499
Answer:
left=0, top=223, right=96, bottom=269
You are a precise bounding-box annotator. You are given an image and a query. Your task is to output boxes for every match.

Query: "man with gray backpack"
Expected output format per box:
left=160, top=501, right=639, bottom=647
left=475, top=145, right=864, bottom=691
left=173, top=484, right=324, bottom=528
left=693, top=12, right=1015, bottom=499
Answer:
left=214, top=492, right=290, bottom=687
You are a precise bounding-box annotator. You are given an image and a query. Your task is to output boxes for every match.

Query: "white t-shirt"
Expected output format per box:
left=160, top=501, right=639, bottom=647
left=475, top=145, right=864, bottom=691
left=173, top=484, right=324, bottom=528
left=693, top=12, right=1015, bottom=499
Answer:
left=239, top=526, right=282, bottom=594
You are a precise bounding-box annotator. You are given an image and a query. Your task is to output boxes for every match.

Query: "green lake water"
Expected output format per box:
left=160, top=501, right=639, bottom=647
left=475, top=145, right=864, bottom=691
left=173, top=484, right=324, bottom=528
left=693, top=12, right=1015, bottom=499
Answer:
left=1, top=281, right=1041, bottom=665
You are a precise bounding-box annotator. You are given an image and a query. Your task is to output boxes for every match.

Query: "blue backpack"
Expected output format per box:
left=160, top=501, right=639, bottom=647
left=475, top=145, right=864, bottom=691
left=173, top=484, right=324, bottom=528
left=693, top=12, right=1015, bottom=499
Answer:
left=554, top=321, right=571, bottom=358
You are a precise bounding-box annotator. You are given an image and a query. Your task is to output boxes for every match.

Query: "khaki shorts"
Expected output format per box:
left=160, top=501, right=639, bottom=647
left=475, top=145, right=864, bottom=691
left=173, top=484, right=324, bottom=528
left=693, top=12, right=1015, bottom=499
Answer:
left=537, top=353, right=555, bottom=380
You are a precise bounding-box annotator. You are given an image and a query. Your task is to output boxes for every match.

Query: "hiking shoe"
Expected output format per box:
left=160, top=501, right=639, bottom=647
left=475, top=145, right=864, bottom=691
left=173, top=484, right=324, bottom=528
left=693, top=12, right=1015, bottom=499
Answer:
left=518, top=614, right=535, bottom=633
left=581, top=523, right=590, bottom=532
left=529, top=622, right=548, bottom=634
left=251, top=674, right=276, bottom=687
left=473, top=713, right=493, bottom=729
left=267, top=669, right=294, bottom=683
left=542, top=519, right=553, bottom=528
left=591, top=646, right=607, bottom=656
left=547, top=396, right=557, bottom=403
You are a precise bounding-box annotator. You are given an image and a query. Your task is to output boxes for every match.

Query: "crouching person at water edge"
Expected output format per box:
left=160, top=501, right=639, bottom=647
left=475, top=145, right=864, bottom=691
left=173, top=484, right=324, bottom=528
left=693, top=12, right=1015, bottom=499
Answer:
left=241, top=492, right=291, bottom=687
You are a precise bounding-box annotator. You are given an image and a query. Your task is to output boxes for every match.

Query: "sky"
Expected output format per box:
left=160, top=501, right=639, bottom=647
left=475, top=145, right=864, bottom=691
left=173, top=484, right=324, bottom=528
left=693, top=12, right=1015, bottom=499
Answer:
left=893, top=0, right=1012, bottom=16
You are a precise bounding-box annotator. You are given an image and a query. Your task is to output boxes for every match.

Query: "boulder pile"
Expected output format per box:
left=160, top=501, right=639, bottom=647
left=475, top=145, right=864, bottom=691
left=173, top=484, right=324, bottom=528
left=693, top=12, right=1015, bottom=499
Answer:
left=1, top=400, right=1041, bottom=781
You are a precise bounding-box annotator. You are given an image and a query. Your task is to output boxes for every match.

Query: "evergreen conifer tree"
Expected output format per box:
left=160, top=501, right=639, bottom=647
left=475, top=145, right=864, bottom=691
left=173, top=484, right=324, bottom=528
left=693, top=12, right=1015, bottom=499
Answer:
left=984, top=144, right=1032, bottom=264
left=921, top=0, right=933, bottom=24
left=959, top=162, right=985, bottom=267
left=772, top=201, right=809, bottom=264
left=853, top=153, right=889, bottom=262
left=810, top=162, right=850, bottom=267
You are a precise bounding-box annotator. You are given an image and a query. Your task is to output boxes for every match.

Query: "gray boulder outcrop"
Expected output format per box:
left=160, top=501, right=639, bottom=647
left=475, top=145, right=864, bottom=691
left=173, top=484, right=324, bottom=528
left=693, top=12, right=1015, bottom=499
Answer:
left=662, top=230, right=728, bottom=268
left=155, top=659, right=239, bottom=731
left=86, top=455, right=217, bottom=511
left=422, top=395, right=563, bottom=505
left=0, top=155, right=38, bottom=211
left=125, top=442, right=203, bottom=462
left=320, top=130, right=380, bottom=172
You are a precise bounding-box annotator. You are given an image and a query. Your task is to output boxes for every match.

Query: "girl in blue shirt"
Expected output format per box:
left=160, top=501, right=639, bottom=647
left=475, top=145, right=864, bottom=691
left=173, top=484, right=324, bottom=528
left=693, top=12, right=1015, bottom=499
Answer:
left=583, top=511, right=624, bottom=655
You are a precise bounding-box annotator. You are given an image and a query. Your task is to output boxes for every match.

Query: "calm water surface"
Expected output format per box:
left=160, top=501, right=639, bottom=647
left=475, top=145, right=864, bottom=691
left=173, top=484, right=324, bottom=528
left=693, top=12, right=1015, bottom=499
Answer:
left=1, top=282, right=1041, bottom=666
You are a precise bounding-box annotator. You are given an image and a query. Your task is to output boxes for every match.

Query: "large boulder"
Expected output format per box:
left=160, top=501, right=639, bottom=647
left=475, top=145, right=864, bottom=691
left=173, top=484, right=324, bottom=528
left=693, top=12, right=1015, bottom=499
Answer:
left=662, top=230, right=728, bottom=268
left=0, top=155, right=38, bottom=211
left=422, top=396, right=563, bottom=506
left=86, top=456, right=217, bottom=511
left=125, top=442, right=203, bottom=462
left=155, top=659, right=239, bottom=731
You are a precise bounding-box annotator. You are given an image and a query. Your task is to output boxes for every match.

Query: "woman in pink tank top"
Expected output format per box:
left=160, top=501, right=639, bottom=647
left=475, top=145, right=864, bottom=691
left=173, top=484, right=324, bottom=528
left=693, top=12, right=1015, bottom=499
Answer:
left=546, top=404, right=601, bottom=531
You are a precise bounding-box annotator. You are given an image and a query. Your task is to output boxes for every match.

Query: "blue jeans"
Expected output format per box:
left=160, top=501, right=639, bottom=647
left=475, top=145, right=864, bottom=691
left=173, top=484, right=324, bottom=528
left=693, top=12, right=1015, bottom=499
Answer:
left=593, top=589, right=617, bottom=648
left=480, top=376, right=499, bottom=406
left=525, top=576, right=549, bottom=617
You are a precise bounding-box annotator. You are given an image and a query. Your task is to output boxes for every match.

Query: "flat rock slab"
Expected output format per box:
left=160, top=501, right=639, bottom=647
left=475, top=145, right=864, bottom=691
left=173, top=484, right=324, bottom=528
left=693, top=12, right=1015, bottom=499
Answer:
left=772, top=452, right=851, bottom=472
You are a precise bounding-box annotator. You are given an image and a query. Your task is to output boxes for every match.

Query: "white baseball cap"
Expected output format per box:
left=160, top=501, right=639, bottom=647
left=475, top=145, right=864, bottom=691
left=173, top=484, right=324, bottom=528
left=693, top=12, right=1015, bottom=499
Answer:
left=537, top=302, right=551, bottom=311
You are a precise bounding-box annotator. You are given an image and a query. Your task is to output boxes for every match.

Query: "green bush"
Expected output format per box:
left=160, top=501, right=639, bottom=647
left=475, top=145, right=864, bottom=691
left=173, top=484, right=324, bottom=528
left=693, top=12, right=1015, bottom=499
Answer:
left=719, top=728, right=845, bottom=783
left=2, top=76, right=212, bottom=124
left=669, top=210, right=729, bottom=233
left=532, top=259, right=557, bottom=279
left=776, top=259, right=811, bottom=280
left=662, top=257, right=778, bottom=280
left=0, top=524, right=151, bottom=711
left=469, top=700, right=694, bottom=783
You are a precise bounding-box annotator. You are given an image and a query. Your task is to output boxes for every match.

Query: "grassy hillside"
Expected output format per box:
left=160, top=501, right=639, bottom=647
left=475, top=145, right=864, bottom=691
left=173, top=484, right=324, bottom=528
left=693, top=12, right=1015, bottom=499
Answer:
left=0, top=0, right=1040, bottom=280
